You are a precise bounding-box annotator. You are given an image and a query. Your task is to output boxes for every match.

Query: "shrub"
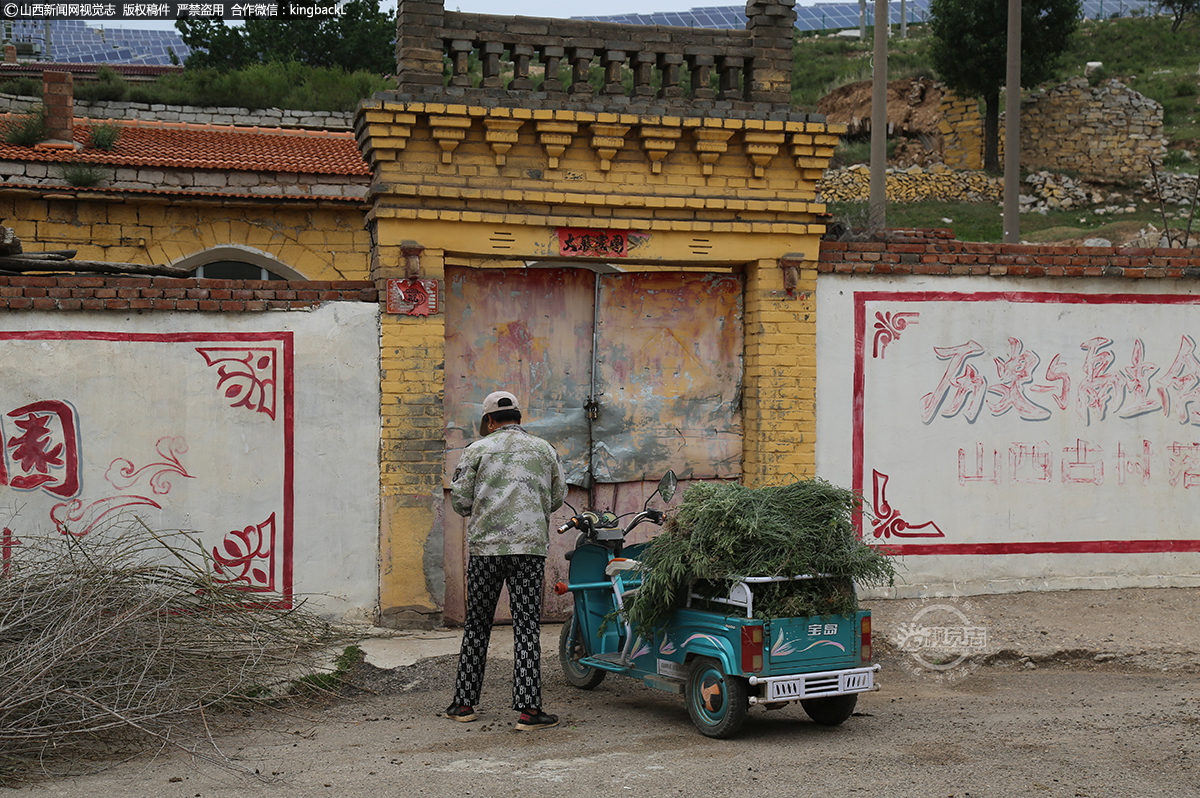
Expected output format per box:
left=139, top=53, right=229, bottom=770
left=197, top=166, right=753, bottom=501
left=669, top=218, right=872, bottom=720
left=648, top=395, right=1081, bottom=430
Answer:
left=74, top=66, right=129, bottom=103
left=1, top=106, right=47, bottom=147
left=0, top=77, right=42, bottom=98
left=60, top=162, right=108, bottom=187
left=87, top=119, right=122, bottom=151
left=144, top=61, right=392, bottom=112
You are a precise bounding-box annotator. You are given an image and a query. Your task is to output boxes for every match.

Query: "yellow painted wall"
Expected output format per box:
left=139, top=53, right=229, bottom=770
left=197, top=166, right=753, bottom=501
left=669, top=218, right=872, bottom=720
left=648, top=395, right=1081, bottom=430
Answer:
left=360, top=100, right=841, bottom=623
left=0, top=193, right=372, bottom=280
left=375, top=239, right=447, bottom=627
left=742, top=258, right=819, bottom=487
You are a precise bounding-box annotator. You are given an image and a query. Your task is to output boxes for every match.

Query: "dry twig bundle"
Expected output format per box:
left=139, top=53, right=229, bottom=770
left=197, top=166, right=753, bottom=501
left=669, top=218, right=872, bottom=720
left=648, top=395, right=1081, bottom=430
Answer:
left=0, top=520, right=347, bottom=779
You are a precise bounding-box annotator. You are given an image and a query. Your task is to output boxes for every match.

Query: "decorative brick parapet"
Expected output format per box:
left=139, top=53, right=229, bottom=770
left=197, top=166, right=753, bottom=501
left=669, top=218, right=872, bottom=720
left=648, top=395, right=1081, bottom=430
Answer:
left=394, top=0, right=801, bottom=114
left=356, top=100, right=841, bottom=238
left=819, top=234, right=1200, bottom=278
left=0, top=275, right=378, bottom=311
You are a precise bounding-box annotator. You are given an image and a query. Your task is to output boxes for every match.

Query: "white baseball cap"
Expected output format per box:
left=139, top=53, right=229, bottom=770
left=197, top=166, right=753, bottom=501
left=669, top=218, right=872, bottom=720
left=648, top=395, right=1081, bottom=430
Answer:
left=481, top=390, right=520, bottom=415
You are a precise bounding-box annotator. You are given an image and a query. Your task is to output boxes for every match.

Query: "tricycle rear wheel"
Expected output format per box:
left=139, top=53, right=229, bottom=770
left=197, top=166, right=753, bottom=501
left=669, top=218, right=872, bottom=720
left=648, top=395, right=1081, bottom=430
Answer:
left=800, top=694, right=858, bottom=726
left=684, top=657, right=748, bottom=739
left=558, top=611, right=606, bottom=690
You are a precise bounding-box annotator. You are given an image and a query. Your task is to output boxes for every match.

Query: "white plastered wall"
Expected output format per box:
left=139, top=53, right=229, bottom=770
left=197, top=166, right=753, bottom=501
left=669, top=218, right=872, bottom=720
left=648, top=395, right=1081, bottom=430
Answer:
left=0, top=303, right=381, bottom=622
left=817, top=274, right=1200, bottom=598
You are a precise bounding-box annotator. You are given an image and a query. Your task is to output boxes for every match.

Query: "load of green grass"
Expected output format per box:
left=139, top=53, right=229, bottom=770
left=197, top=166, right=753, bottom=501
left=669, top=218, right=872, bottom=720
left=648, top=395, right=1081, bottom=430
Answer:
left=626, top=479, right=897, bottom=634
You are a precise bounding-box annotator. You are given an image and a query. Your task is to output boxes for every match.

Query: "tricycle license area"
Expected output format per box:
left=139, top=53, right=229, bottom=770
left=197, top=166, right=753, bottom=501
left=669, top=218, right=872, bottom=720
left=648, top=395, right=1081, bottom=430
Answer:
left=556, top=472, right=879, bottom=739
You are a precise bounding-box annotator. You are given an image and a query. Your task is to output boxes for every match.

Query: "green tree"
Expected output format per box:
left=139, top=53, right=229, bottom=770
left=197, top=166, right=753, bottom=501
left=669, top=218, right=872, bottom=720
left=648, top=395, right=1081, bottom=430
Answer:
left=177, top=0, right=396, bottom=74
left=1155, top=1, right=1200, bottom=32
left=929, top=0, right=1081, bottom=172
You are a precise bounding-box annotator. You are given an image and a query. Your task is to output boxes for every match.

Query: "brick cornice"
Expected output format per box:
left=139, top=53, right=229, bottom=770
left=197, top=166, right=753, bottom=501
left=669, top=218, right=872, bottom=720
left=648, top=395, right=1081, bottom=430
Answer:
left=818, top=232, right=1200, bottom=279
left=0, top=276, right=379, bottom=311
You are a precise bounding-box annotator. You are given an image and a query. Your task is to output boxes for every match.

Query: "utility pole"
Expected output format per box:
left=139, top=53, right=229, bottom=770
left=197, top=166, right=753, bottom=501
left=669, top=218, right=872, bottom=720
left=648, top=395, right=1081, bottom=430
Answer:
left=869, top=0, right=888, bottom=232
left=1003, top=0, right=1021, bottom=243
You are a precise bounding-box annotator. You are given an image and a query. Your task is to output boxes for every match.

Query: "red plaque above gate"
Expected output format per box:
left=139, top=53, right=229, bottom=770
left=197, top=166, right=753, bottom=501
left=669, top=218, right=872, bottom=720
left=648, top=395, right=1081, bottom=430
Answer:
left=386, top=279, right=439, bottom=316
left=558, top=228, right=629, bottom=259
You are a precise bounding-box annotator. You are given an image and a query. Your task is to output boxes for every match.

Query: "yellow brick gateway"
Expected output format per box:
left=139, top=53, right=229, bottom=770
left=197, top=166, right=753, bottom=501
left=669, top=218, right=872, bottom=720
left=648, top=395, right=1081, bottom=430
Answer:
left=358, top=0, right=842, bottom=625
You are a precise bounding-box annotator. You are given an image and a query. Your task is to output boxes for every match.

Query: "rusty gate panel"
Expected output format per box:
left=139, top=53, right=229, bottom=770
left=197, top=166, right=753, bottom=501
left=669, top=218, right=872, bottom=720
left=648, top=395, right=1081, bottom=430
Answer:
left=443, top=266, right=595, bottom=485
left=592, top=272, right=744, bottom=482
left=441, top=266, right=743, bottom=624
left=443, top=266, right=595, bottom=624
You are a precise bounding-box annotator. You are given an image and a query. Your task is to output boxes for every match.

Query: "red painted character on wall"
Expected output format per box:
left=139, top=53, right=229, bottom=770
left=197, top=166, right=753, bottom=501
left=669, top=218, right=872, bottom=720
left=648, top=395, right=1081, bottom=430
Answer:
left=0, top=400, right=81, bottom=498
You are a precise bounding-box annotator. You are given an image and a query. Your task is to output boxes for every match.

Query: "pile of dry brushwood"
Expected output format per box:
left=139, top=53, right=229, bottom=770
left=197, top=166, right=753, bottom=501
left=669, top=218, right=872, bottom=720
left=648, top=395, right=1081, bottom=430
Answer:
left=0, top=521, right=347, bottom=781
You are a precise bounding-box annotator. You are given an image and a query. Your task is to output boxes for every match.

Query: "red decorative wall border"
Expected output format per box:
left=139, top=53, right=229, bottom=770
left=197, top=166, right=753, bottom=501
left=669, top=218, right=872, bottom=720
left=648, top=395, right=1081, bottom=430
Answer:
left=852, top=290, right=1200, bottom=557
left=0, top=330, right=295, bottom=603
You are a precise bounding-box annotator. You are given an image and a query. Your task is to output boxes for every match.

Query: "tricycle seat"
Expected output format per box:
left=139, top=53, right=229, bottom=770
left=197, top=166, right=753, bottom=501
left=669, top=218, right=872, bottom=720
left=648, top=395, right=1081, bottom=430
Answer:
left=687, top=573, right=838, bottom=618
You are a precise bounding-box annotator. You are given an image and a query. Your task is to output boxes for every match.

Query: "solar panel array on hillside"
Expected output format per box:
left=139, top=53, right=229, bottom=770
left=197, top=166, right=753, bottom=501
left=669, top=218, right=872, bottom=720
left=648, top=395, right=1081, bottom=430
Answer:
left=2, top=19, right=189, bottom=65
left=0, top=0, right=1161, bottom=66
left=580, top=0, right=1157, bottom=31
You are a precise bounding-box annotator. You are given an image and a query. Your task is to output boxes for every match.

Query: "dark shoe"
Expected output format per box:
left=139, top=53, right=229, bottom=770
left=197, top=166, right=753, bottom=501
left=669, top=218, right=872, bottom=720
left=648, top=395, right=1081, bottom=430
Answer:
left=444, top=703, right=476, bottom=722
left=516, top=710, right=558, bottom=731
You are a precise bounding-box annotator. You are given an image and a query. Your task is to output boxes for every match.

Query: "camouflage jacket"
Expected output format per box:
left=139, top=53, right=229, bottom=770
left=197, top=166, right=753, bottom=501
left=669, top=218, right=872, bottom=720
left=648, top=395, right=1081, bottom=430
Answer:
left=450, top=425, right=567, bottom=557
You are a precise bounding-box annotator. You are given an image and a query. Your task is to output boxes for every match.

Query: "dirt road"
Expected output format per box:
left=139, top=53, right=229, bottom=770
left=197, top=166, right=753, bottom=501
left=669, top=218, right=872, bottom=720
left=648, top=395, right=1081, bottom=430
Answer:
left=12, top=588, right=1200, bottom=798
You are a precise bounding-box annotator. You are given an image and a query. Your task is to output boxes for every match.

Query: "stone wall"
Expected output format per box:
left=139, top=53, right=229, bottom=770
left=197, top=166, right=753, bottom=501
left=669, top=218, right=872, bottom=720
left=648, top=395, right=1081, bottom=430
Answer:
left=0, top=92, right=354, bottom=130
left=0, top=158, right=368, bottom=199
left=1022, top=77, right=1166, bottom=181
left=819, top=163, right=1003, bottom=203
left=938, top=94, right=986, bottom=171
left=0, top=192, right=372, bottom=281
left=940, top=77, right=1167, bottom=182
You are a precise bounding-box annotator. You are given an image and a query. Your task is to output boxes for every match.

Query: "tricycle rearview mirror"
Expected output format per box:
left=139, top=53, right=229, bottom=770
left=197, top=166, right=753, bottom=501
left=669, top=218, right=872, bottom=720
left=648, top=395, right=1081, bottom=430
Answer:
left=657, top=470, right=677, bottom=504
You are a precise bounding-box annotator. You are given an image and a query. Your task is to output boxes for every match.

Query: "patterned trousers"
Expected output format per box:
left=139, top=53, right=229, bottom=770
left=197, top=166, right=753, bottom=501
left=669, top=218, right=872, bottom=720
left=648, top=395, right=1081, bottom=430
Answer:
left=452, top=554, right=546, bottom=712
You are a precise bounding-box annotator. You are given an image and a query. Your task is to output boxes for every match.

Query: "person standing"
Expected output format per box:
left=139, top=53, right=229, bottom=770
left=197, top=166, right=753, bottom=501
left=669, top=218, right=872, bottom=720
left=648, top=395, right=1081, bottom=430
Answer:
left=445, top=390, right=567, bottom=731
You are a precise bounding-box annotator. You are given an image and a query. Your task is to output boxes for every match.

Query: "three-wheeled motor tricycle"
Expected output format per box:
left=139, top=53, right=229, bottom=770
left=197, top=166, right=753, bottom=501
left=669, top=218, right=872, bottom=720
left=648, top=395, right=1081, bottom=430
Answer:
left=554, top=472, right=879, bottom=738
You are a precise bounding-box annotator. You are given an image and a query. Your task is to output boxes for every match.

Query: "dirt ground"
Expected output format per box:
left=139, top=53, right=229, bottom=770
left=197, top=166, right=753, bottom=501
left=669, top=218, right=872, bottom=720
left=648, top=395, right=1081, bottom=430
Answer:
left=9, top=587, right=1200, bottom=798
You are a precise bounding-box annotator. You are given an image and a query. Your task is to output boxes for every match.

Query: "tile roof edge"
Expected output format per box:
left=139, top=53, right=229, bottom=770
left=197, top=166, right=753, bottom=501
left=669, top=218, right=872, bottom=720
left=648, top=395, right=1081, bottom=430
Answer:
left=0, top=181, right=371, bottom=205
left=69, top=117, right=356, bottom=139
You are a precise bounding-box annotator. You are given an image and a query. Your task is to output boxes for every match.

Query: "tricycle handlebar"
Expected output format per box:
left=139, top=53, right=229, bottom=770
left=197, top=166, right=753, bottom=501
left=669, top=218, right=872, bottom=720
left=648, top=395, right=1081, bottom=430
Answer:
left=558, top=508, right=666, bottom=540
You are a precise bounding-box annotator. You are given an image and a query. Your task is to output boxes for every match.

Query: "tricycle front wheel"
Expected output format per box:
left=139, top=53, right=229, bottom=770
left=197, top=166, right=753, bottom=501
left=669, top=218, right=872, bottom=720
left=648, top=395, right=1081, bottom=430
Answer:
left=558, top=611, right=606, bottom=690
left=684, top=657, right=748, bottom=739
left=801, top=694, right=858, bottom=726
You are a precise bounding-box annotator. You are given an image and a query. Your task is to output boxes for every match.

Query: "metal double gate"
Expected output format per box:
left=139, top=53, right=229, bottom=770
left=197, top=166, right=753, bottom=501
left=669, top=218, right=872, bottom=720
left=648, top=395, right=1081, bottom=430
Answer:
left=442, top=265, right=744, bottom=622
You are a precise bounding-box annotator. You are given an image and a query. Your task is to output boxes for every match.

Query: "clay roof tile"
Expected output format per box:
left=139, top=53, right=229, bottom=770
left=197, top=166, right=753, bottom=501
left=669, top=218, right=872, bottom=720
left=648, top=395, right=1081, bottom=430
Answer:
left=0, top=117, right=370, bottom=176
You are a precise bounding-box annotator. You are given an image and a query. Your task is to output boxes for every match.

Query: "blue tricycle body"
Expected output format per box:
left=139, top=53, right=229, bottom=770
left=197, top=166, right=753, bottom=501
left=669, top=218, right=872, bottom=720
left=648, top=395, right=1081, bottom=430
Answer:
left=556, top=474, right=879, bottom=738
